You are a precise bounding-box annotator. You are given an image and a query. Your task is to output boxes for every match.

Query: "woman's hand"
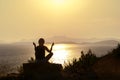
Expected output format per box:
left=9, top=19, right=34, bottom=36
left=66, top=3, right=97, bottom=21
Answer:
left=33, top=42, right=36, bottom=47
left=50, top=42, right=54, bottom=52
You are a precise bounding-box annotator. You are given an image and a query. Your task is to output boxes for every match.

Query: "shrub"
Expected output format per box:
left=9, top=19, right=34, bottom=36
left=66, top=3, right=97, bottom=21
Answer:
left=64, top=49, right=98, bottom=72
left=79, top=49, right=98, bottom=68
left=112, top=44, right=120, bottom=58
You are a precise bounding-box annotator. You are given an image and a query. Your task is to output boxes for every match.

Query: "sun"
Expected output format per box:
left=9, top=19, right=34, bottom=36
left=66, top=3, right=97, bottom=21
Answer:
left=54, top=0, right=64, bottom=4
left=52, top=0, right=66, bottom=5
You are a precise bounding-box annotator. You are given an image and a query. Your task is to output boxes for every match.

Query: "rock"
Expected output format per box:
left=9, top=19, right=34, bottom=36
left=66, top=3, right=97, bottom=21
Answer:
left=23, top=63, right=63, bottom=80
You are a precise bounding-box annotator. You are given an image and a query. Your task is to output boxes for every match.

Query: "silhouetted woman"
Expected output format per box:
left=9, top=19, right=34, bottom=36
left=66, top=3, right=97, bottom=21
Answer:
left=33, top=38, right=54, bottom=63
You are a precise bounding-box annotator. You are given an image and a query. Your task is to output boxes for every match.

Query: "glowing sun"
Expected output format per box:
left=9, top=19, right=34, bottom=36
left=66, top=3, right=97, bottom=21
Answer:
left=52, top=0, right=66, bottom=5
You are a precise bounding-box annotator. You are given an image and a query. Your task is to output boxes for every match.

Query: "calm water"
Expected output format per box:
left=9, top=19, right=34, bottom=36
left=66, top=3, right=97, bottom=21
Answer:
left=0, top=43, right=117, bottom=73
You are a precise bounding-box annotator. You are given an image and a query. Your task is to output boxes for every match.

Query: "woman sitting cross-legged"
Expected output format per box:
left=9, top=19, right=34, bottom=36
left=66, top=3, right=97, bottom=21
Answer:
left=33, top=38, right=54, bottom=63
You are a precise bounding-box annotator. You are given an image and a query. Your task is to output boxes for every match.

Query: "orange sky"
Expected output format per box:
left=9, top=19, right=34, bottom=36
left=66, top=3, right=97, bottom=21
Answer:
left=0, top=0, right=120, bottom=42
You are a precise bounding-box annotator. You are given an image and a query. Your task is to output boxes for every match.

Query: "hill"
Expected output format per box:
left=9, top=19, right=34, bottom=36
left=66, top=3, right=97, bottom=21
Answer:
left=93, top=44, right=120, bottom=79
left=94, top=40, right=119, bottom=45
left=46, top=36, right=77, bottom=43
left=80, top=40, right=119, bottom=46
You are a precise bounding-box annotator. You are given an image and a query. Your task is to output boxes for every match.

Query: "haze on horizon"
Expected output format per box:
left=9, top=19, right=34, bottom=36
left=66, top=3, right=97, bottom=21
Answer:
left=0, top=0, right=120, bottom=43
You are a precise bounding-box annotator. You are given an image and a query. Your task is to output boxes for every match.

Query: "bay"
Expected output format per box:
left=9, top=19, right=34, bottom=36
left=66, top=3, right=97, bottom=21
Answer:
left=0, top=43, right=117, bottom=73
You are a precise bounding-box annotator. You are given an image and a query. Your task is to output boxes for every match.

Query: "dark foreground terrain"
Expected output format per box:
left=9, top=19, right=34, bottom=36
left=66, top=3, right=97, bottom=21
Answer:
left=1, top=44, right=120, bottom=80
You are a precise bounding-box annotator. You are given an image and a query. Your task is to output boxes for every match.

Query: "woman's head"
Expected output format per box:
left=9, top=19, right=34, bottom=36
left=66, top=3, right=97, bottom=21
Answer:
left=38, top=38, right=45, bottom=45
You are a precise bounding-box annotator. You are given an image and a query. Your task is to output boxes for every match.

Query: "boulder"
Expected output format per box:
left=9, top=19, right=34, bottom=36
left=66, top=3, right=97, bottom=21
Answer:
left=23, top=63, right=63, bottom=80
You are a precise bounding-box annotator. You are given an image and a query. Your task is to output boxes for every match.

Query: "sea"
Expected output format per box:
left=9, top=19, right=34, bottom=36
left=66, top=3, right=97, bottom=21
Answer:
left=0, top=43, right=117, bottom=74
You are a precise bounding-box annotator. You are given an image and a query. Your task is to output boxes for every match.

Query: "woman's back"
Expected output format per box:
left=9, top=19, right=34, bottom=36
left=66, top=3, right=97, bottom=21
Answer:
left=35, top=46, right=45, bottom=60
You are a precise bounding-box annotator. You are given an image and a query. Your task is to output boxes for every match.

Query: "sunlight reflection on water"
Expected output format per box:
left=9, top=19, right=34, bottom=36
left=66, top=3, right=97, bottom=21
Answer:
left=47, top=44, right=81, bottom=66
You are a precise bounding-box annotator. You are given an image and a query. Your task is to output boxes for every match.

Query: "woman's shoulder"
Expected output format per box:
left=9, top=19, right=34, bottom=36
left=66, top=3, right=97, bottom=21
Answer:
left=43, top=45, right=47, bottom=48
left=37, top=45, right=47, bottom=48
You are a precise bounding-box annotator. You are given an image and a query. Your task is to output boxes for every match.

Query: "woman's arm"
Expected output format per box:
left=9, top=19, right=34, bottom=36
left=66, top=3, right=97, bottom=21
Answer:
left=45, top=46, right=51, bottom=52
left=50, top=43, right=54, bottom=52
left=33, top=42, right=36, bottom=50
left=45, top=42, right=54, bottom=52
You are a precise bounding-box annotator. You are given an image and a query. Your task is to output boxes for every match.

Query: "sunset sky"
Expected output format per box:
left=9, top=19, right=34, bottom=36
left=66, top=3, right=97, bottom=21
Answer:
left=0, top=0, right=120, bottom=42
